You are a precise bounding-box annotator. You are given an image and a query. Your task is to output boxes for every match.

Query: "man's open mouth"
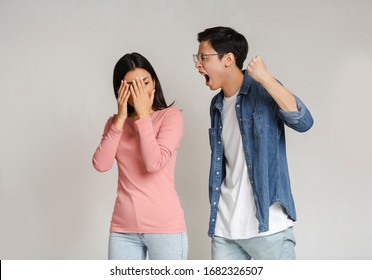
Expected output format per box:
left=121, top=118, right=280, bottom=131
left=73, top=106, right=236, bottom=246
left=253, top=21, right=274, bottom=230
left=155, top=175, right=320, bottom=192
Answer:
left=200, top=72, right=210, bottom=85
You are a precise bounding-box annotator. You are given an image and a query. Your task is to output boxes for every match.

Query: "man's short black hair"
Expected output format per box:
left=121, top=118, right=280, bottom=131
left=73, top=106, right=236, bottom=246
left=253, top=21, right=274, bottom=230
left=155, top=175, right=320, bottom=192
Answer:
left=197, top=26, right=248, bottom=69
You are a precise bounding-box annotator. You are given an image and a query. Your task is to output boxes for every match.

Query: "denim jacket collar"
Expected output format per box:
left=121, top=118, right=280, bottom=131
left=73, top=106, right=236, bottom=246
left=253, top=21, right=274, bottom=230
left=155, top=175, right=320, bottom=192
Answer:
left=213, top=70, right=253, bottom=111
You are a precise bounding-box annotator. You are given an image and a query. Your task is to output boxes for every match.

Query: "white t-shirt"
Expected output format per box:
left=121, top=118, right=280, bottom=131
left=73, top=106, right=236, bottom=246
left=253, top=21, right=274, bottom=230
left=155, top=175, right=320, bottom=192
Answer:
left=215, top=92, right=293, bottom=239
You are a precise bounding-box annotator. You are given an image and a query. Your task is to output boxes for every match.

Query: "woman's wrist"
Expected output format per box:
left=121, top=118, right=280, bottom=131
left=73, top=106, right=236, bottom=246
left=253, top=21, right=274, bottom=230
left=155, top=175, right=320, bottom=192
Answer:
left=137, top=112, right=150, bottom=119
left=113, top=115, right=126, bottom=129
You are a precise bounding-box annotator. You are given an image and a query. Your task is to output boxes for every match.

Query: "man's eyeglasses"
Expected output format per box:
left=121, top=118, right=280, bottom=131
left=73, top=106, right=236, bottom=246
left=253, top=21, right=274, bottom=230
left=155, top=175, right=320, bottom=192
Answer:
left=193, top=53, right=220, bottom=64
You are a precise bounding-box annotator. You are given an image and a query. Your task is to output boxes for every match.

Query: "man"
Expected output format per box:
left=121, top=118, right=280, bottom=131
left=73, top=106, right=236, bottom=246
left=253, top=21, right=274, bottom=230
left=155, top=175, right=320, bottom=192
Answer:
left=194, top=26, right=313, bottom=260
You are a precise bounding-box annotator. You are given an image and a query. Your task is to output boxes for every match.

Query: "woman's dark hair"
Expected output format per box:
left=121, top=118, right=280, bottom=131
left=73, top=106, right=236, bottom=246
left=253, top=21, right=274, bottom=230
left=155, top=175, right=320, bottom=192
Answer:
left=197, top=26, right=248, bottom=69
left=113, top=52, right=173, bottom=115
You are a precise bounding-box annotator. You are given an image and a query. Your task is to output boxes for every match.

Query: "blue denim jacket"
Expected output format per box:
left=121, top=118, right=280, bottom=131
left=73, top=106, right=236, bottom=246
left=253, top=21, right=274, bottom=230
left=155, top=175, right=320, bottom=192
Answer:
left=208, top=70, right=314, bottom=237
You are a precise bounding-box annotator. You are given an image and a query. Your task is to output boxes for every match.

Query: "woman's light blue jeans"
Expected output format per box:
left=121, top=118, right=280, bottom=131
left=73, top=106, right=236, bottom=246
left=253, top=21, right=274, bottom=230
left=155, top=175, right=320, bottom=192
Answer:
left=212, top=227, right=296, bottom=260
left=108, top=232, right=188, bottom=260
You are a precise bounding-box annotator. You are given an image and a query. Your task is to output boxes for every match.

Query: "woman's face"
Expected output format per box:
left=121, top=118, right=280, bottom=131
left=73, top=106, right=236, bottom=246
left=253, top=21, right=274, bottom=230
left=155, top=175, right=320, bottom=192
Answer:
left=123, top=68, right=155, bottom=107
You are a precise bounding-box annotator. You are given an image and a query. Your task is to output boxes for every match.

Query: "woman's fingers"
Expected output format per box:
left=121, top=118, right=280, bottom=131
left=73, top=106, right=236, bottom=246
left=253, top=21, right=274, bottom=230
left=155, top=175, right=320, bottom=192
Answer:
left=123, top=85, right=130, bottom=101
left=150, top=89, right=155, bottom=104
left=132, top=78, right=140, bottom=97
left=129, top=77, right=153, bottom=119
left=117, top=80, right=126, bottom=101
left=118, top=81, right=130, bottom=103
left=129, top=83, right=136, bottom=98
left=132, top=77, right=147, bottom=96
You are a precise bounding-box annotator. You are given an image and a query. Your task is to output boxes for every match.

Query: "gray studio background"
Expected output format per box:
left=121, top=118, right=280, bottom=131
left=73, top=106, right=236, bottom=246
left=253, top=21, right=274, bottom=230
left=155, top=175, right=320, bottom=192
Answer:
left=1, top=0, right=371, bottom=259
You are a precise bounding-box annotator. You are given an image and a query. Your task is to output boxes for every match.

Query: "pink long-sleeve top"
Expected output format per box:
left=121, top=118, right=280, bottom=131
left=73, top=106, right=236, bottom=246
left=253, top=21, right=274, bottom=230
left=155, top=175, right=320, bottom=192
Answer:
left=92, top=107, right=186, bottom=233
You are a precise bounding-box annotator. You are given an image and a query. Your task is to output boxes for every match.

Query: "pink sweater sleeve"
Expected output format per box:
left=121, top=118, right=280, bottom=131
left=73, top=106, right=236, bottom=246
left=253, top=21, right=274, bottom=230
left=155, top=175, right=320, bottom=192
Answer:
left=135, top=109, right=183, bottom=173
left=92, top=116, right=123, bottom=172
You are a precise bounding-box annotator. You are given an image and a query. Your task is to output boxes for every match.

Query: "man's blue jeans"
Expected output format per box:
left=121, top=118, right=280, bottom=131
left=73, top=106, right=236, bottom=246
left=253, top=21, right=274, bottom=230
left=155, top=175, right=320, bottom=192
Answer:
left=212, top=227, right=296, bottom=260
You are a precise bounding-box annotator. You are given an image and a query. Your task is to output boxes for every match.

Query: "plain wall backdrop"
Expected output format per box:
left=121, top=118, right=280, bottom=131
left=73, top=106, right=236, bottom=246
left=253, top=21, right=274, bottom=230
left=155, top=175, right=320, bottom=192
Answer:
left=1, top=0, right=371, bottom=259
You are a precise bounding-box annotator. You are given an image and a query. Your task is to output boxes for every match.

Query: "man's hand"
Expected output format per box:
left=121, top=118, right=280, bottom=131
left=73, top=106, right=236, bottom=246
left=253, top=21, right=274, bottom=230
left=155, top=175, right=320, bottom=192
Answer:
left=247, top=55, right=272, bottom=84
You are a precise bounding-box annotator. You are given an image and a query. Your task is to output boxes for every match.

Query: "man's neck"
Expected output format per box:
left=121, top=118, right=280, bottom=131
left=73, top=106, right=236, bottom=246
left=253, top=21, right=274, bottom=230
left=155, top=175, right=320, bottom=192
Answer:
left=222, top=69, right=244, bottom=97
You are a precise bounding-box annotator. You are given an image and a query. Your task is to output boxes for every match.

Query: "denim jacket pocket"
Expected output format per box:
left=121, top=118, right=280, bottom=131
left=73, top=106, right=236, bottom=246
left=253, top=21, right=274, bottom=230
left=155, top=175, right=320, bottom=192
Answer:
left=242, top=111, right=264, bottom=137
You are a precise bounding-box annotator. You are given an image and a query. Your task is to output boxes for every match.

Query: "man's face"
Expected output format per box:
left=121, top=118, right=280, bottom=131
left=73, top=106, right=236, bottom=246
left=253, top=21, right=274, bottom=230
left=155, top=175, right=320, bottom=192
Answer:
left=194, top=41, right=226, bottom=91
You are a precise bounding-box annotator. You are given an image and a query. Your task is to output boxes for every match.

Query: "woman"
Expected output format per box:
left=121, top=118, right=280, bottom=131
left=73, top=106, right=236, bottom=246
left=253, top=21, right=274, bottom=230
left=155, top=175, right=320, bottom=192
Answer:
left=92, top=52, right=187, bottom=260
